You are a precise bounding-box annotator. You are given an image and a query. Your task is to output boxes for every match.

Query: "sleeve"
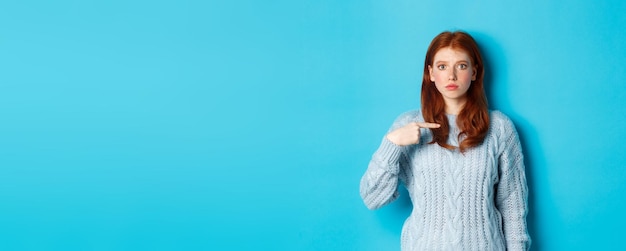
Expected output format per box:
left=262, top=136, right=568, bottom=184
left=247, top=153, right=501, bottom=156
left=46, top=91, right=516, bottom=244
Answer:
left=359, top=137, right=406, bottom=210
left=495, top=118, right=531, bottom=250
left=359, top=112, right=414, bottom=210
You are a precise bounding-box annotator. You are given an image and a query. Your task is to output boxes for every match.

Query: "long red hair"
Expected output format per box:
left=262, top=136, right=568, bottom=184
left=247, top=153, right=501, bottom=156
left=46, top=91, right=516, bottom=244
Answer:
left=421, top=31, right=489, bottom=153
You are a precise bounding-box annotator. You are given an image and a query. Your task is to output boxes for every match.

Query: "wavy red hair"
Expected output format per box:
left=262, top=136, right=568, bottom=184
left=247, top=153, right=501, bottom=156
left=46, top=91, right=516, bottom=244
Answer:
left=421, top=31, right=489, bottom=153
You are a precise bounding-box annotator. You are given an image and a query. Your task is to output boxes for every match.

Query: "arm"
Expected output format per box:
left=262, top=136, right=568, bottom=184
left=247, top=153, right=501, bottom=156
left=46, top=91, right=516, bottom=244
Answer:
left=360, top=111, right=438, bottom=210
left=359, top=138, right=406, bottom=210
left=495, top=119, right=531, bottom=250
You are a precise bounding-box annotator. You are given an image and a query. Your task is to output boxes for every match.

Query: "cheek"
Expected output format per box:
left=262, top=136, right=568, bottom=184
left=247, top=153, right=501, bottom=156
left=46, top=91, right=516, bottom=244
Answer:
left=432, top=72, right=446, bottom=82
left=459, top=71, right=474, bottom=81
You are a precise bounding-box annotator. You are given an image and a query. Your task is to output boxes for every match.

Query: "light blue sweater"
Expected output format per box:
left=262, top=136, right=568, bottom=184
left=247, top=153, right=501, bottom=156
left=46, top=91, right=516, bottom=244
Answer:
left=360, top=110, right=530, bottom=251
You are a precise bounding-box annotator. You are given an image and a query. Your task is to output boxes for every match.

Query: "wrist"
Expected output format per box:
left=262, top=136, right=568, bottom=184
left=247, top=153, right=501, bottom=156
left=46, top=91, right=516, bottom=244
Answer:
left=386, top=133, right=401, bottom=146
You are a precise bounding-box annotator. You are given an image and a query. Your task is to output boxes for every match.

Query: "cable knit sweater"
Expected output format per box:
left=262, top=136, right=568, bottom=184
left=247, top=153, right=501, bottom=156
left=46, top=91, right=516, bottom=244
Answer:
left=360, top=110, right=530, bottom=251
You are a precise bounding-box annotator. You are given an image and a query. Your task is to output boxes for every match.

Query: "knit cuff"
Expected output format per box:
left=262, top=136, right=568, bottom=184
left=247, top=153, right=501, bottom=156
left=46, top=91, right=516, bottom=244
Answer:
left=507, top=241, right=530, bottom=251
left=373, top=138, right=405, bottom=173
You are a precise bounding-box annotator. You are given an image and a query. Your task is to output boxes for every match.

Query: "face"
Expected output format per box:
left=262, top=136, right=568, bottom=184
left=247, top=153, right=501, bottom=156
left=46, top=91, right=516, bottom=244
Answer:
left=428, top=47, right=477, bottom=104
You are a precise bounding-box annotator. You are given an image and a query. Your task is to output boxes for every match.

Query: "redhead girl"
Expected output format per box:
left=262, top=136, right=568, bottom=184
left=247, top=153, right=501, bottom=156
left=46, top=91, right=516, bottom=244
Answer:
left=360, top=31, right=530, bottom=250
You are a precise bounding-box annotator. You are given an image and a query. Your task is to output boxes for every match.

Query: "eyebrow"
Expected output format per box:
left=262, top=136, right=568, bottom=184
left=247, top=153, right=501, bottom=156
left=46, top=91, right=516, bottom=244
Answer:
left=434, top=60, right=470, bottom=64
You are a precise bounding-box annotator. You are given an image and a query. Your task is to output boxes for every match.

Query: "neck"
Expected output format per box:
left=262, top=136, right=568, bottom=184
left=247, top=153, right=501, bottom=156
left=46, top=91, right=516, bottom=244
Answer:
left=444, top=98, right=467, bottom=115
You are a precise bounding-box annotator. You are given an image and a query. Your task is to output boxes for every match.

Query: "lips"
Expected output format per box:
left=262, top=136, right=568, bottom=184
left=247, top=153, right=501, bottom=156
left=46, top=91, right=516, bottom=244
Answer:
left=445, top=84, right=459, bottom=90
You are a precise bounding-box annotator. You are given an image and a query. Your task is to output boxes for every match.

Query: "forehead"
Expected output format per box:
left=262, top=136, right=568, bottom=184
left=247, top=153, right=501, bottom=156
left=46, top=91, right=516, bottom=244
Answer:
left=433, top=47, right=471, bottom=62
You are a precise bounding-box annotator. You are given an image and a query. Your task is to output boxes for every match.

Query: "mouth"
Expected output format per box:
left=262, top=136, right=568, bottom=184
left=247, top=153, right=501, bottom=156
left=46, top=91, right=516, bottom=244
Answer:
left=445, top=84, right=459, bottom=90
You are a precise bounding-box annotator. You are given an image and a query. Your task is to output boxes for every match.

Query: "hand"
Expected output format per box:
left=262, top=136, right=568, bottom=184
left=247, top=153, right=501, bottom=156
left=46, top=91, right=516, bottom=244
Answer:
left=386, top=122, right=441, bottom=146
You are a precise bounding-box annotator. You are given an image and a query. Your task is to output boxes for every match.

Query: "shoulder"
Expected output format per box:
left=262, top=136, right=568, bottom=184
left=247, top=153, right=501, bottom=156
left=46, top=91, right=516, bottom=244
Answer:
left=490, top=110, right=513, bottom=126
left=389, top=109, right=423, bottom=130
left=489, top=110, right=519, bottom=137
left=395, top=110, right=422, bottom=122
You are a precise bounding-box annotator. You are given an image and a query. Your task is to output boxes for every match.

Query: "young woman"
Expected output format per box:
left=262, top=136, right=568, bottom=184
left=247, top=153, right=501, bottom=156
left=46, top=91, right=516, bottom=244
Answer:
left=360, top=31, right=530, bottom=250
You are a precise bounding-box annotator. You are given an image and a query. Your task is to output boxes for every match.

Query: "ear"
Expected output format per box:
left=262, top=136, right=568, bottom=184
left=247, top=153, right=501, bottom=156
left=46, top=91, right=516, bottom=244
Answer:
left=428, top=65, right=435, bottom=82
left=471, top=67, right=477, bottom=81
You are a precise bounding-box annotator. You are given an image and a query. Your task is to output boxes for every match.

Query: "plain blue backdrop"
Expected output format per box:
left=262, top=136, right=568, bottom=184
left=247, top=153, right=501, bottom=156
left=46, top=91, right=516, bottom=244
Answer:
left=1, top=0, right=625, bottom=250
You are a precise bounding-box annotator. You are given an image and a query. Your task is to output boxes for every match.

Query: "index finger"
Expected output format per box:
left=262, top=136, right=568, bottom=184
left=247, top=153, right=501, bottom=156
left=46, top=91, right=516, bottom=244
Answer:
left=415, top=122, right=441, bottom=128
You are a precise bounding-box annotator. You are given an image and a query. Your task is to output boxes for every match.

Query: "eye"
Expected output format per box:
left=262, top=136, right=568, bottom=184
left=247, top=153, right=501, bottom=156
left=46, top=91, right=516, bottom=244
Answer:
left=457, top=64, right=468, bottom=70
left=437, top=64, right=446, bottom=70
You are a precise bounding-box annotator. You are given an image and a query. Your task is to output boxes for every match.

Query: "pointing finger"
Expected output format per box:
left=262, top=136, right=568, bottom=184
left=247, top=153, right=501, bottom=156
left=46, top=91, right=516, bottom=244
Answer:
left=415, top=122, right=441, bottom=128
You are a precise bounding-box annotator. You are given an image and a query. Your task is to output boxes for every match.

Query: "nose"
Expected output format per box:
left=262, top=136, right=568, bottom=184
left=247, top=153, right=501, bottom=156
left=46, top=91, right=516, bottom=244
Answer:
left=448, top=68, right=457, bottom=81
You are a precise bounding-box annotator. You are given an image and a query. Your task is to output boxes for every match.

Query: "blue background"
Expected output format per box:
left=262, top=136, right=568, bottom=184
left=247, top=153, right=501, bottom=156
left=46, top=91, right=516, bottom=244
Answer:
left=1, top=0, right=625, bottom=250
